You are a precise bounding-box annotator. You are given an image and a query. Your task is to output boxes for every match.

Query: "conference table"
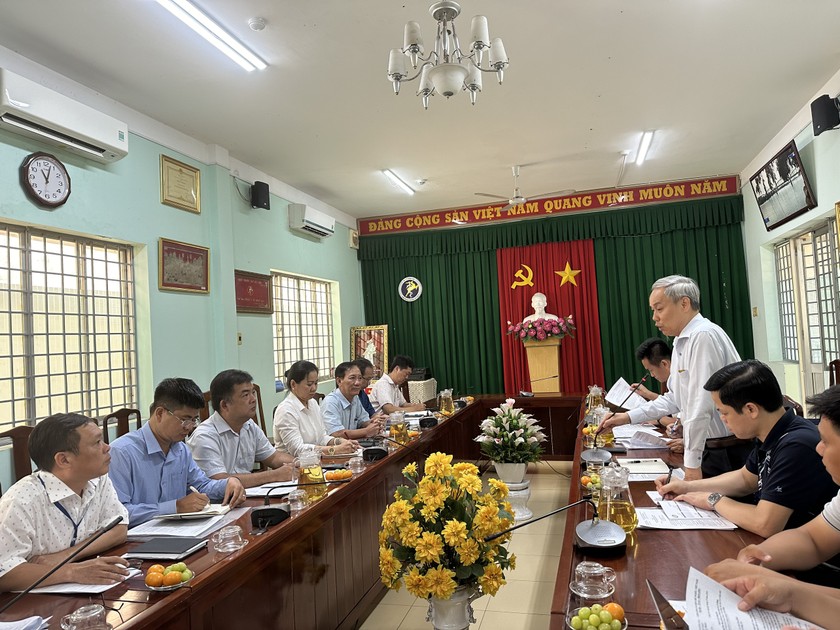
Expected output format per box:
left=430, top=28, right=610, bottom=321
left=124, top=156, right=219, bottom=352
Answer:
left=0, top=395, right=761, bottom=629
left=0, top=395, right=579, bottom=629
left=549, top=430, right=765, bottom=629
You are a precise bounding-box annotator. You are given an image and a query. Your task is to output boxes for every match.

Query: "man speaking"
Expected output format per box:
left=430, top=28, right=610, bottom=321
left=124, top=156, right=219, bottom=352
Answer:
left=600, top=275, right=748, bottom=480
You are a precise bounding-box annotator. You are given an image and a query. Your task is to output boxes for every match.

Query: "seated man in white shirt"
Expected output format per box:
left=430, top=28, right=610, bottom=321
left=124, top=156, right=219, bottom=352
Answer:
left=321, top=362, right=385, bottom=440
left=369, top=355, right=425, bottom=415
left=0, top=413, right=129, bottom=592
left=188, top=369, right=294, bottom=488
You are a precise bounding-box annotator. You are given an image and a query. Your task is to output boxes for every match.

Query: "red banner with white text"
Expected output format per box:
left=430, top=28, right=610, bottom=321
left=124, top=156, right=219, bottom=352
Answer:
left=360, top=175, right=738, bottom=235
left=496, top=240, right=604, bottom=396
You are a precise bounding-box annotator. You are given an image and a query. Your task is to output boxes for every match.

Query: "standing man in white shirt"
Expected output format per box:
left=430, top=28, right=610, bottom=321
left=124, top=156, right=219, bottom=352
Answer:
left=600, top=275, right=749, bottom=480
left=188, top=369, right=294, bottom=488
left=369, top=355, right=426, bottom=415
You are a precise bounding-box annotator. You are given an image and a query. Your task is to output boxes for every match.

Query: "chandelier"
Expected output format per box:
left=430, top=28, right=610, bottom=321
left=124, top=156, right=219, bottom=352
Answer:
left=386, top=0, right=509, bottom=109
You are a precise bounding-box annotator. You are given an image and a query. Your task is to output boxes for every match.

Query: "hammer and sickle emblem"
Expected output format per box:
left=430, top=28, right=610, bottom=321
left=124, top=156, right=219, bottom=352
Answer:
left=510, top=264, right=534, bottom=289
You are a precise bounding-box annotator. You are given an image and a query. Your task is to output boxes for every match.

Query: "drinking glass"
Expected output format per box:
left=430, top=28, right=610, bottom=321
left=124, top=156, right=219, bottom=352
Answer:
left=61, top=604, right=109, bottom=630
left=287, top=489, right=307, bottom=512
left=211, top=525, right=247, bottom=552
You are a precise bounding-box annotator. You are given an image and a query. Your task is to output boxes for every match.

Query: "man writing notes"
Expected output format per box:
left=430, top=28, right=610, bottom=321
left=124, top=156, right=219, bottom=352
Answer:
left=109, top=378, right=245, bottom=526
left=321, top=362, right=384, bottom=440
left=369, top=355, right=425, bottom=414
left=656, top=360, right=837, bottom=537
left=187, top=369, right=294, bottom=487
left=600, top=275, right=748, bottom=480
left=705, top=386, right=840, bottom=625
left=0, top=414, right=129, bottom=591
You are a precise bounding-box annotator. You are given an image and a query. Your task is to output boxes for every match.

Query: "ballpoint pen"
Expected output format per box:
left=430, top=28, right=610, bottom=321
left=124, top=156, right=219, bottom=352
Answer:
left=664, top=466, right=674, bottom=485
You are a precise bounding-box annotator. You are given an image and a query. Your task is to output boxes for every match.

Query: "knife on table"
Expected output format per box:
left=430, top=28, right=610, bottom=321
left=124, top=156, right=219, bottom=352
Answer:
left=646, top=579, right=689, bottom=629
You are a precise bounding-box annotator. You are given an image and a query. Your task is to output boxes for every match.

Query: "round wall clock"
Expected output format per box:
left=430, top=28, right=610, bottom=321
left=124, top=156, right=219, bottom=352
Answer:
left=20, top=152, right=71, bottom=208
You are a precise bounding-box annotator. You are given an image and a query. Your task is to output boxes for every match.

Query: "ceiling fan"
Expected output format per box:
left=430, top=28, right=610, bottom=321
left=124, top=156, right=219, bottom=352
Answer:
left=475, top=165, right=575, bottom=211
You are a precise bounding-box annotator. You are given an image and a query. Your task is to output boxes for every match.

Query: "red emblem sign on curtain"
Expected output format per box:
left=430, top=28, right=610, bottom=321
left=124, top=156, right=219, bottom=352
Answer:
left=496, top=240, right=605, bottom=395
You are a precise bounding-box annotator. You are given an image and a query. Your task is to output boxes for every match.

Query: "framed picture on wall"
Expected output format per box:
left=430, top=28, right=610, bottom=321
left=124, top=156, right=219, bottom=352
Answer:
left=158, top=238, right=210, bottom=293
left=350, top=325, right=388, bottom=378
left=160, top=154, right=201, bottom=214
left=234, top=269, right=273, bottom=314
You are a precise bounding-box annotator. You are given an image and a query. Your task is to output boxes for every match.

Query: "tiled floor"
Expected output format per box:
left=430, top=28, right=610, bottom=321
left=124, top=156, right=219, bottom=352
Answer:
left=361, top=461, right=572, bottom=630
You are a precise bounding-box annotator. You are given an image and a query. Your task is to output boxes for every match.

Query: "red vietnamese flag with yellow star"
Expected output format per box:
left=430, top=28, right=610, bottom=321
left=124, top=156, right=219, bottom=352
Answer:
left=496, top=240, right=604, bottom=395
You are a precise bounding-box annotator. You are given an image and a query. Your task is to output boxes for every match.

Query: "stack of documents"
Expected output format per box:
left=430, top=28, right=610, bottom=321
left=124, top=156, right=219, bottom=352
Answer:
left=614, top=457, right=671, bottom=482
left=17, top=569, right=142, bottom=594
left=616, top=430, right=669, bottom=450
left=637, top=501, right=736, bottom=530
left=0, top=617, right=50, bottom=630
left=245, top=480, right=297, bottom=498
left=677, top=567, right=820, bottom=629
left=127, top=507, right=247, bottom=538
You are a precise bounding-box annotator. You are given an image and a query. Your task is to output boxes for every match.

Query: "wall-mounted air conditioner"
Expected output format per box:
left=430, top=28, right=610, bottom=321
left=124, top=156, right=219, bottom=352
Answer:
left=288, top=203, right=335, bottom=238
left=0, top=68, right=128, bottom=163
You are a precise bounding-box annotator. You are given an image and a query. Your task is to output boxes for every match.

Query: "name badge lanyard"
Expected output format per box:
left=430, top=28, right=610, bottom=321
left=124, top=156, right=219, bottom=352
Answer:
left=38, top=474, right=91, bottom=547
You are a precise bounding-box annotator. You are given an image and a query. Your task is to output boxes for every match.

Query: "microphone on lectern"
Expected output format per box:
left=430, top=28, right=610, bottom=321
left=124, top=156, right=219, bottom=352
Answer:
left=485, top=498, right=626, bottom=553
left=0, top=515, right=124, bottom=614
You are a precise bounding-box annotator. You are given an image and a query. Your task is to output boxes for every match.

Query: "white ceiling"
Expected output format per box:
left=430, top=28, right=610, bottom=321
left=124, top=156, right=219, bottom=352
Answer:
left=1, top=1, right=839, bottom=220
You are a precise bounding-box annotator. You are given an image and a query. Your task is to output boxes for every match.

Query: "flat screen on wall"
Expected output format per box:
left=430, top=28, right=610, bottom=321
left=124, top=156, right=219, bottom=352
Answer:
left=749, top=140, right=816, bottom=231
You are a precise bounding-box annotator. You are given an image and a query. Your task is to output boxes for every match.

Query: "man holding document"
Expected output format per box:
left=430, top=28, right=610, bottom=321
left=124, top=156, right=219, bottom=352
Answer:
left=656, top=361, right=836, bottom=537
left=600, top=275, right=747, bottom=480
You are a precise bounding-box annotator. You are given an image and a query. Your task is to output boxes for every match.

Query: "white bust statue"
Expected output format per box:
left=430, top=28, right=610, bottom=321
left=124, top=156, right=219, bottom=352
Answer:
left=522, top=292, right=559, bottom=322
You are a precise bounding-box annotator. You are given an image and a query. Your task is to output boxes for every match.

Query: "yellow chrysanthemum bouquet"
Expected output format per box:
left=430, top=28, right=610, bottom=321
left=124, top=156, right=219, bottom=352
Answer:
left=379, top=452, right=516, bottom=600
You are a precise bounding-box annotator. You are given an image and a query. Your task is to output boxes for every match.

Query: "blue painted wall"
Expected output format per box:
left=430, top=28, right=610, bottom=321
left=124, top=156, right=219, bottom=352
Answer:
left=0, top=128, right=364, bottom=489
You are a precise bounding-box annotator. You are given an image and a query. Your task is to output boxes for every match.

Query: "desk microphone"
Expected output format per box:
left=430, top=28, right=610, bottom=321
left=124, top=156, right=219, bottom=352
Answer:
left=485, top=498, right=626, bottom=553
left=250, top=478, right=352, bottom=528
left=0, top=515, right=124, bottom=614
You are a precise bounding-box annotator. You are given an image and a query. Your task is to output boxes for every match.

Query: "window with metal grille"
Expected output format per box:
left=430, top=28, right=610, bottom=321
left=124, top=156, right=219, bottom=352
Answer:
left=0, top=224, right=138, bottom=429
left=774, top=241, right=799, bottom=362
left=271, top=272, right=336, bottom=382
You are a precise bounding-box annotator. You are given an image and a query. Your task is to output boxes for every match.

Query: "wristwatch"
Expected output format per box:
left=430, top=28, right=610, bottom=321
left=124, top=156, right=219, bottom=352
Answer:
left=707, top=492, right=723, bottom=510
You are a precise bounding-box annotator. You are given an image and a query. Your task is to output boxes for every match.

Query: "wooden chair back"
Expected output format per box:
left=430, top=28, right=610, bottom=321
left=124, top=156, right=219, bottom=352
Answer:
left=0, top=426, right=34, bottom=482
left=830, top=359, right=840, bottom=387
left=100, top=408, right=142, bottom=444
left=782, top=395, right=805, bottom=418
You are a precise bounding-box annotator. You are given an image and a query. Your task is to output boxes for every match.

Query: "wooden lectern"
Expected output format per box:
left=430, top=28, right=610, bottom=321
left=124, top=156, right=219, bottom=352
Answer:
left=524, top=337, right=562, bottom=393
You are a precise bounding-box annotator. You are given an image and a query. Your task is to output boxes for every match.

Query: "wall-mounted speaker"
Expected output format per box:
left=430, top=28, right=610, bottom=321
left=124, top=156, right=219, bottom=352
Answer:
left=811, top=95, right=840, bottom=137
left=250, top=181, right=270, bottom=209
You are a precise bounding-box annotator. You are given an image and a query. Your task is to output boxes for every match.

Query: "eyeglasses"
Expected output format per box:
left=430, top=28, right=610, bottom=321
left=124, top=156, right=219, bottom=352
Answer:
left=163, top=407, right=200, bottom=428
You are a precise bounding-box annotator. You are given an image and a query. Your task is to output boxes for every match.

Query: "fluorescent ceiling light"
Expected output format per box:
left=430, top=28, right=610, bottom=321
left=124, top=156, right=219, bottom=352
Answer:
left=382, top=169, right=415, bottom=195
left=635, top=130, right=655, bottom=166
left=156, top=0, right=267, bottom=72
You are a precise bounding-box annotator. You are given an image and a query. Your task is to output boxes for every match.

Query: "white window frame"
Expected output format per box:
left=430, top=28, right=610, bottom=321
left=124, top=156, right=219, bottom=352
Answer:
left=0, top=223, right=138, bottom=428
left=271, top=271, right=338, bottom=383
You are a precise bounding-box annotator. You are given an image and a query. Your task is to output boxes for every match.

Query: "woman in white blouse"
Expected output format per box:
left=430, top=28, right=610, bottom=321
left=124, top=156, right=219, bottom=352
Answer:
left=273, top=360, right=358, bottom=457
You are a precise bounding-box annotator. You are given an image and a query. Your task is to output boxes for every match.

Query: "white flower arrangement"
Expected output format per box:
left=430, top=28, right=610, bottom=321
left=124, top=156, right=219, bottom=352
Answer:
left=474, top=398, right=547, bottom=464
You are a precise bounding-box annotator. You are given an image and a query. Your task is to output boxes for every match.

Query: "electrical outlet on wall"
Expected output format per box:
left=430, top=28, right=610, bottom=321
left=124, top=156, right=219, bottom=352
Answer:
left=237, top=333, right=243, bottom=345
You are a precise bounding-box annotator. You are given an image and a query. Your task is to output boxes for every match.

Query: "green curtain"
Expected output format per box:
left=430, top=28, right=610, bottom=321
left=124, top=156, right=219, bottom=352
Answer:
left=359, top=195, right=753, bottom=394
left=361, top=251, right=502, bottom=395
left=594, top=223, right=754, bottom=389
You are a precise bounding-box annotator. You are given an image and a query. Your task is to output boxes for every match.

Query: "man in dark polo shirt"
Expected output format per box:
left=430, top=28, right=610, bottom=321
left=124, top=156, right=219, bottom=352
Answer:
left=656, top=360, right=837, bottom=538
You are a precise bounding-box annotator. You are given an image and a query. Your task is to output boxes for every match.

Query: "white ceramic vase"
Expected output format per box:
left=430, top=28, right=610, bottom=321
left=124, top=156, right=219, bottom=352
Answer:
left=426, top=586, right=480, bottom=630
left=492, top=461, right=527, bottom=484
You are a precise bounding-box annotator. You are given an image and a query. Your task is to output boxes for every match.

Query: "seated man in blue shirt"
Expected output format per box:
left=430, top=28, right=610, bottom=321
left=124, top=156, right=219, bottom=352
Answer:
left=656, top=360, right=837, bottom=538
left=353, top=358, right=377, bottom=418
left=322, top=362, right=384, bottom=440
left=109, top=378, right=246, bottom=526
